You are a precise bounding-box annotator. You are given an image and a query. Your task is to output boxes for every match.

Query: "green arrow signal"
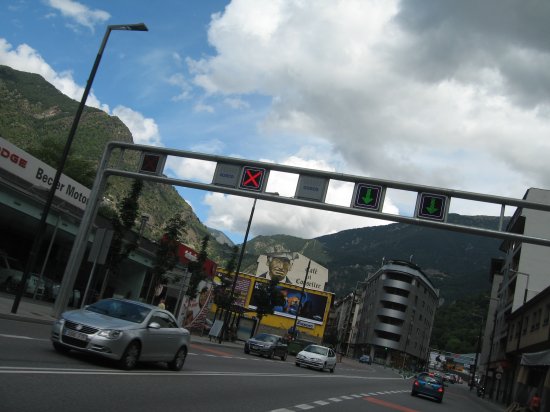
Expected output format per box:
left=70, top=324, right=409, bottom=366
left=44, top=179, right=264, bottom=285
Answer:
left=425, top=198, right=439, bottom=214
left=361, top=188, right=374, bottom=205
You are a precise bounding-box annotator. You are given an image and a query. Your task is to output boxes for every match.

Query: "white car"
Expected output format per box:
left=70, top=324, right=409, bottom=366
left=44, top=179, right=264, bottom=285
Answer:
left=295, top=344, right=337, bottom=373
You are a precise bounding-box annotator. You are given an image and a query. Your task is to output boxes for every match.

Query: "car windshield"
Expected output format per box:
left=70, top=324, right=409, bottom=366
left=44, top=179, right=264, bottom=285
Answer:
left=418, top=373, right=442, bottom=384
left=254, top=334, right=279, bottom=343
left=305, top=345, right=329, bottom=356
left=86, top=299, right=151, bottom=323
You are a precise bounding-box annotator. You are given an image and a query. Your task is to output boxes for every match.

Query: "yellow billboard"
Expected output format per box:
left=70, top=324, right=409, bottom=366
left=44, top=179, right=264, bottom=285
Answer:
left=214, top=269, right=333, bottom=340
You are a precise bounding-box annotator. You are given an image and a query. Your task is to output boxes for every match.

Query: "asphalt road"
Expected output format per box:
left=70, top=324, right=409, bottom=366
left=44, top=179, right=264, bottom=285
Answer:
left=0, top=318, right=505, bottom=412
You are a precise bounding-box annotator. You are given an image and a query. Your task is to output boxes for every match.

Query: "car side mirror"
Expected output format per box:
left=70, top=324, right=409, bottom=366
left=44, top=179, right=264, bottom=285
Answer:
left=148, top=322, right=161, bottom=329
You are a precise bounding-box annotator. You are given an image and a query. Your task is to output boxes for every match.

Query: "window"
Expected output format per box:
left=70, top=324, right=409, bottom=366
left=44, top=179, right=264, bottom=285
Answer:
left=544, top=304, right=550, bottom=326
left=523, top=316, right=529, bottom=335
left=151, top=312, right=178, bottom=328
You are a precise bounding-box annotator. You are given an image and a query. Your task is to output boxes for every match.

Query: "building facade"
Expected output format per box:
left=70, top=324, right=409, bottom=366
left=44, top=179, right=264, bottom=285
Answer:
left=353, top=259, right=439, bottom=368
left=482, top=188, right=550, bottom=409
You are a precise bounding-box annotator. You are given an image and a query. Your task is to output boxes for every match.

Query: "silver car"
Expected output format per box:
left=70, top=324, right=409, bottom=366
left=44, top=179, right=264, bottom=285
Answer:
left=51, top=298, right=190, bottom=370
left=295, top=344, right=337, bottom=373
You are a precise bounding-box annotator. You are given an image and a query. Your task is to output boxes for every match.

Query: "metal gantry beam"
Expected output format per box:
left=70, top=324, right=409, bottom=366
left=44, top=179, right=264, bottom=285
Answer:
left=52, top=141, right=550, bottom=317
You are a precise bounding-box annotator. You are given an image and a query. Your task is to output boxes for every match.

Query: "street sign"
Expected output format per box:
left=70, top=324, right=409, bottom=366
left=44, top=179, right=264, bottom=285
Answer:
left=415, top=192, right=449, bottom=222
left=138, top=152, right=166, bottom=175
left=295, top=175, right=329, bottom=202
left=351, top=183, right=385, bottom=211
left=212, top=163, right=241, bottom=187
left=238, top=166, right=268, bottom=192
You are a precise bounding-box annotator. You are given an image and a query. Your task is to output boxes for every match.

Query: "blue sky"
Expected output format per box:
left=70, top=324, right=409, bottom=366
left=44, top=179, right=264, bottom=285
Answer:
left=2, top=0, right=550, bottom=244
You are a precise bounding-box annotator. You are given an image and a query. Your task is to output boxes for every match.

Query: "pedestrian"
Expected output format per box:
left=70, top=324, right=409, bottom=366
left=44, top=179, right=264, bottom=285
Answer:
left=528, top=391, right=541, bottom=412
left=158, top=298, right=166, bottom=310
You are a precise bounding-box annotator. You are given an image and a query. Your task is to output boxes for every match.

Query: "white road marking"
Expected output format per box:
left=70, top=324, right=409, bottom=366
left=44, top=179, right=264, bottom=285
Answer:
left=312, top=401, right=330, bottom=406
left=0, top=333, right=48, bottom=341
left=294, top=404, right=314, bottom=410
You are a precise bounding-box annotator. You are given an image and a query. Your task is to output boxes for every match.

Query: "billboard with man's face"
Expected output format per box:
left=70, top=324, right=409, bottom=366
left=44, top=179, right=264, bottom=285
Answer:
left=255, top=252, right=328, bottom=291
left=248, top=281, right=330, bottom=326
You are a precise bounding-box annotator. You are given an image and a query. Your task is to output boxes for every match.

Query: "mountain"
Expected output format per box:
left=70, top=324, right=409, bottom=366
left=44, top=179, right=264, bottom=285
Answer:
left=0, top=64, right=232, bottom=261
left=0, top=64, right=505, bottom=304
left=241, top=215, right=505, bottom=303
left=207, top=227, right=235, bottom=247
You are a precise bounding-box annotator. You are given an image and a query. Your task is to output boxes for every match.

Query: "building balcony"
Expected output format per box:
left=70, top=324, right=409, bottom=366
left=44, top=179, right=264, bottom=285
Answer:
left=383, top=278, right=412, bottom=292
left=381, top=293, right=409, bottom=306
left=377, top=307, right=406, bottom=321
left=372, top=336, right=400, bottom=350
left=374, top=321, right=403, bottom=336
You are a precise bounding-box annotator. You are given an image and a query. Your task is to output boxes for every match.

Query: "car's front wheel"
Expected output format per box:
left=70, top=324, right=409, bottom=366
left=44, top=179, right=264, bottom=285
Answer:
left=118, top=341, right=141, bottom=370
left=280, top=352, right=287, bottom=361
left=330, top=364, right=335, bottom=373
left=168, top=346, right=187, bottom=371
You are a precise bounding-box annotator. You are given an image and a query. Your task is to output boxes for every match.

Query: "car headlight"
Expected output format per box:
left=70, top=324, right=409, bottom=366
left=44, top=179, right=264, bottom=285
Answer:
left=98, top=329, right=123, bottom=339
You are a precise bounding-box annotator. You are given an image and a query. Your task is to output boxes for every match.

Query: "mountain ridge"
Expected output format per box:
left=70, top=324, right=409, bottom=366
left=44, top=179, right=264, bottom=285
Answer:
left=0, top=64, right=504, bottom=303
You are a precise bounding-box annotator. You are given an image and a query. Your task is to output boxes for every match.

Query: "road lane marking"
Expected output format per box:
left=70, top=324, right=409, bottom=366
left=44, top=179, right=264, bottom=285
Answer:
left=268, top=390, right=411, bottom=411
left=0, top=333, right=49, bottom=341
left=312, top=401, right=329, bottom=406
left=365, top=396, right=419, bottom=412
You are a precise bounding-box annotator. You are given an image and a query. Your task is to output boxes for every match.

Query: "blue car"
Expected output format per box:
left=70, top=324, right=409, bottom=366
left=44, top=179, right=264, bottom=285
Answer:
left=411, top=372, right=444, bottom=403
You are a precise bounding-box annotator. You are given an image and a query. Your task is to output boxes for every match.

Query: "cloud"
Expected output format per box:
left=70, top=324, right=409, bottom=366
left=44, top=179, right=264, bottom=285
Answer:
left=0, top=37, right=163, bottom=149
left=112, top=106, right=162, bottom=146
left=0, top=38, right=108, bottom=111
left=46, top=0, right=110, bottom=32
left=187, top=0, right=550, bottom=204
left=168, top=73, right=192, bottom=101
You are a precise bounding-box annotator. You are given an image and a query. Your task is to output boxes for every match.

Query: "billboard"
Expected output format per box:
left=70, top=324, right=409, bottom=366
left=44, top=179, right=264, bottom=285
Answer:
left=255, top=252, right=328, bottom=291
left=248, top=280, right=329, bottom=326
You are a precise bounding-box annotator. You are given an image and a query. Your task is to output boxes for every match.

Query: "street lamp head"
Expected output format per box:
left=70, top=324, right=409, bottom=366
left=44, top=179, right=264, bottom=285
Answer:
left=109, top=23, right=149, bottom=32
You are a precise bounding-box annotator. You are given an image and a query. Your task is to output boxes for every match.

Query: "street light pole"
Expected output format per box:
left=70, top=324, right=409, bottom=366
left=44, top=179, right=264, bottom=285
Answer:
left=12, top=23, right=148, bottom=315
left=291, top=259, right=311, bottom=339
left=220, top=198, right=257, bottom=342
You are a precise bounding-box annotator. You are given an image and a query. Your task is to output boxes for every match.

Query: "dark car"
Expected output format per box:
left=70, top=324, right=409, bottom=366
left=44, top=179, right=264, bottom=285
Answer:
left=411, top=372, right=444, bottom=403
left=244, top=333, right=288, bottom=360
left=358, top=354, right=372, bottom=364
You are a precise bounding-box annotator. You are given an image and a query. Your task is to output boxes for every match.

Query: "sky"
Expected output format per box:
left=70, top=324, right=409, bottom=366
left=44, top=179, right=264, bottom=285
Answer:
left=2, top=0, right=550, bottom=244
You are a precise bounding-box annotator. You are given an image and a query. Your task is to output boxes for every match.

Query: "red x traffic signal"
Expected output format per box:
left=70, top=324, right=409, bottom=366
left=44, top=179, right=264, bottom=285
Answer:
left=239, top=166, right=268, bottom=192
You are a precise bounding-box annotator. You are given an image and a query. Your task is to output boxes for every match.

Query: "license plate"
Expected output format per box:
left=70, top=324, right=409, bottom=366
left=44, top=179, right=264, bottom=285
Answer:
left=63, top=328, right=88, bottom=341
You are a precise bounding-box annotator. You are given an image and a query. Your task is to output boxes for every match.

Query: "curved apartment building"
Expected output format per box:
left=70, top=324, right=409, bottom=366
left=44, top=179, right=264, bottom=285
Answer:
left=354, top=259, right=439, bottom=368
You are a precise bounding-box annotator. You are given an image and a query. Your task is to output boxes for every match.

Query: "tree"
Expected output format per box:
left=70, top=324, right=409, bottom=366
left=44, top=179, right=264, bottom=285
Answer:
left=212, top=246, right=239, bottom=310
left=252, top=278, right=285, bottom=334
left=150, top=214, right=186, bottom=302
left=186, top=235, right=210, bottom=300
left=30, top=135, right=96, bottom=187
left=98, top=179, right=143, bottom=300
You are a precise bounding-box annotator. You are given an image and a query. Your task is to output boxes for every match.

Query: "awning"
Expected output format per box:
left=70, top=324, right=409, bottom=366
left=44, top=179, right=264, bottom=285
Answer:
left=521, top=349, right=550, bottom=366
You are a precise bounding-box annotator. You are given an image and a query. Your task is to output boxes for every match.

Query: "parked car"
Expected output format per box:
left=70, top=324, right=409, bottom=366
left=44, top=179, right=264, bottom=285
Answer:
left=295, top=344, right=337, bottom=373
left=358, top=354, right=372, bottom=364
left=411, top=372, right=444, bottom=403
left=51, top=298, right=191, bottom=371
left=0, top=250, right=45, bottom=296
left=244, top=333, right=288, bottom=360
